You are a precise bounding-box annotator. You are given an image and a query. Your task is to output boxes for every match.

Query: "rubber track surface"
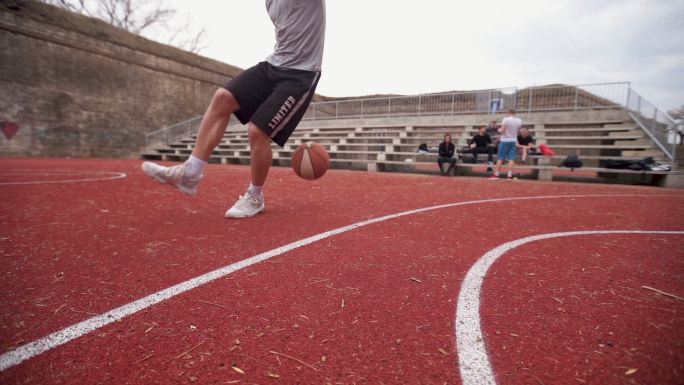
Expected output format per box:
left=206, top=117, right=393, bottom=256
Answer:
left=1, top=158, right=682, bottom=385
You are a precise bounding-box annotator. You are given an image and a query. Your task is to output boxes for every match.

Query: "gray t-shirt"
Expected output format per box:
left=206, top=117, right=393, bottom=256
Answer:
left=265, top=0, right=326, bottom=72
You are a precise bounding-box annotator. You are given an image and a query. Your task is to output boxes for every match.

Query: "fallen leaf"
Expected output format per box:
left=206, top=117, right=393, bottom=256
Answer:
left=438, top=348, right=449, bottom=356
left=232, top=366, right=245, bottom=374
left=410, top=277, right=422, bottom=283
left=625, top=368, right=638, bottom=375
left=267, top=372, right=280, bottom=378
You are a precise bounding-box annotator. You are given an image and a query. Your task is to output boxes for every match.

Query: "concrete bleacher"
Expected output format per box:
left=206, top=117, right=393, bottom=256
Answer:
left=142, top=110, right=681, bottom=187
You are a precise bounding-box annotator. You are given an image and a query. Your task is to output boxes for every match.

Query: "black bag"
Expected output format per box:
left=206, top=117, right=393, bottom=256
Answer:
left=417, top=143, right=429, bottom=152
left=605, top=159, right=633, bottom=169
left=626, top=157, right=655, bottom=171
left=560, top=154, right=583, bottom=169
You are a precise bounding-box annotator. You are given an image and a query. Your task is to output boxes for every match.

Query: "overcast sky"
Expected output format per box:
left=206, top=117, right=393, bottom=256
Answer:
left=146, top=0, right=684, bottom=111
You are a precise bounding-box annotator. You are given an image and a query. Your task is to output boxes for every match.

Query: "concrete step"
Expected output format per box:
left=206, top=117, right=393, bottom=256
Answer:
left=542, top=127, right=634, bottom=133
left=542, top=135, right=643, bottom=141
left=608, top=130, right=643, bottom=137
left=622, top=149, right=664, bottom=157
left=603, top=124, right=637, bottom=129
left=614, top=139, right=651, bottom=146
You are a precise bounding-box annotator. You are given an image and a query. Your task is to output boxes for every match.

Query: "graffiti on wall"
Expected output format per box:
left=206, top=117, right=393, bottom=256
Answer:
left=1, top=121, right=20, bottom=140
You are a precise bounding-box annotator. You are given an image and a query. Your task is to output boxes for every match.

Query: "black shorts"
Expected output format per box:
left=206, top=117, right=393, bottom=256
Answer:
left=224, top=61, right=321, bottom=147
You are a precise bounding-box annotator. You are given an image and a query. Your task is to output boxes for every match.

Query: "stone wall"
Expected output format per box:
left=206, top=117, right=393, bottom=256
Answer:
left=0, top=0, right=243, bottom=157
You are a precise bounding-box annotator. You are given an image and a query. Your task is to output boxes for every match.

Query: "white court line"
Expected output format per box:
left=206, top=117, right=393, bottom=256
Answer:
left=0, top=171, right=127, bottom=186
left=0, top=194, right=681, bottom=371
left=455, top=230, right=684, bottom=385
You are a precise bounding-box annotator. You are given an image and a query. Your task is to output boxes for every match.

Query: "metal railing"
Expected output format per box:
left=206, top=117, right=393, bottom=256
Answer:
left=145, top=116, right=203, bottom=148
left=625, top=88, right=678, bottom=164
left=144, top=115, right=245, bottom=148
left=302, top=82, right=631, bottom=120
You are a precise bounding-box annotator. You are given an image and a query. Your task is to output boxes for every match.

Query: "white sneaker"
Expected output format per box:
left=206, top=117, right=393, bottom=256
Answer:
left=225, top=192, right=265, bottom=218
left=141, top=161, right=203, bottom=196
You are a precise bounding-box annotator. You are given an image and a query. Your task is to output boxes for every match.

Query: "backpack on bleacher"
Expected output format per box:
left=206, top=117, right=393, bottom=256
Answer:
left=626, top=157, right=655, bottom=171
left=560, top=154, right=583, bottom=169
left=538, top=143, right=555, bottom=156
left=605, top=159, right=633, bottom=169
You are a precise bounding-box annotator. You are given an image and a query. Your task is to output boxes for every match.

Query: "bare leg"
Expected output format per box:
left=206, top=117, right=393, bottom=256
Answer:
left=248, top=124, right=272, bottom=187
left=507, top=160, right=515, bottom=176
left=192, top=89, right=240, bottom=160
left=494, top=160, right=503, bottom=175
left=521, top=148, right=528, bottom=163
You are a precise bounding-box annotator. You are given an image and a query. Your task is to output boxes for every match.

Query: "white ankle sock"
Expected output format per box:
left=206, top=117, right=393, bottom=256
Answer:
left=248, top=183, right=263, bottom=199
left=184, top=155, right=207, bottom=178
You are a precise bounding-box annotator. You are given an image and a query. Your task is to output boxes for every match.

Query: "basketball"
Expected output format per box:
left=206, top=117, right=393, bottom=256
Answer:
left=291, top=142, right=330, bottom=180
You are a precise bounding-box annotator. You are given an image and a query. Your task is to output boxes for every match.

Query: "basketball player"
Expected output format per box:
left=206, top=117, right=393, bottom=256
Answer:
left=490, top=109, right=522, bottom=180
left=142, top=0, right=326, bottom=218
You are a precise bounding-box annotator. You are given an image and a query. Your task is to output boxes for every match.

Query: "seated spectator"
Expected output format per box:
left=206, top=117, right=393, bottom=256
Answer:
left=485, top=120, right=500, bottom=147
left=438, top=134, right=456, bottom=176
left=464, top=126, right=495, bottom=165
left=516, top=127, right=536, bottom=164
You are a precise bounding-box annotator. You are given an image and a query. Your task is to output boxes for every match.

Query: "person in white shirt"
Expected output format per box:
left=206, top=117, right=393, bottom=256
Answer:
left=142, top=0, right=326, bottom=218
left=490, top=109, right=522, bottom=180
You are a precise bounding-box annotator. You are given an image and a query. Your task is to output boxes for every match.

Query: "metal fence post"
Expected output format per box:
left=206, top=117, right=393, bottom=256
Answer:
left=673, top=137, right=678, bottom=167
left=487, top=91, right=492, bottom=115
left=418, top=95, right=422, bottom=117
left=388, top=98, right=392, bottom=117
left=513, top=87, right=519, bottom=111
left=451, top=93, right=455, bottom=115
left=528, top=89, right=533, bottom=113
left=573, top=87, right=579, bottom=111
left=625, top=85, right=631, bottom=109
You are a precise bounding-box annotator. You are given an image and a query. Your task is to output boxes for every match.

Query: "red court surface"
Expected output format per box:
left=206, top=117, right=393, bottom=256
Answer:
left=1, top=157, right=683, bottom=385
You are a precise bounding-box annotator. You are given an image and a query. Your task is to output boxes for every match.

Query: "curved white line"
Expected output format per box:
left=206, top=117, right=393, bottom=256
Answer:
left=455, top=230, right=684, bottom=385
left=0, top=171, right=127, bottom=186
left=0, top=194, right=682, bottom=371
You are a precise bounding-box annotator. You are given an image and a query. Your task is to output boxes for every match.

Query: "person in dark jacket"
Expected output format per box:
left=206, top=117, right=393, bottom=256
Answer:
left=465, top=126, right=495, bottom=164
left=438, top=134, right=456, bottom=175
left=516, top=127, right=536, bottom=164
left=484, top=120, right=500, bottom=147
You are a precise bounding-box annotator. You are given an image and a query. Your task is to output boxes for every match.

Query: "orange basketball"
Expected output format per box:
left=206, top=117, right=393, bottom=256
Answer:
left=292, top=142, right=330, bottom=180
